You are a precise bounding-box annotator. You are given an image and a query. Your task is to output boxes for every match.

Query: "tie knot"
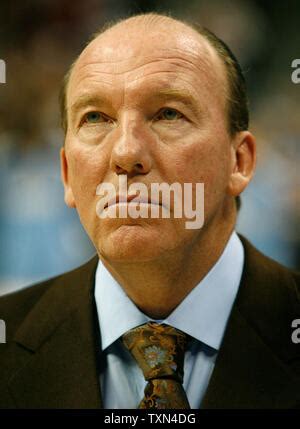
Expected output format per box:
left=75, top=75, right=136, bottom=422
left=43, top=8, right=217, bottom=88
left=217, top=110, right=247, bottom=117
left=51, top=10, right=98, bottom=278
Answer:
left=122, top=322, right=188, bottom=382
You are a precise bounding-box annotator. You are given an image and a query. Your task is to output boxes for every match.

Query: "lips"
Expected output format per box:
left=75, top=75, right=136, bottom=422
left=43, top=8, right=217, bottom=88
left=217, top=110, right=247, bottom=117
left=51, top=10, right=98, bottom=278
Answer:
left=104, top=194, right=161, bottom=209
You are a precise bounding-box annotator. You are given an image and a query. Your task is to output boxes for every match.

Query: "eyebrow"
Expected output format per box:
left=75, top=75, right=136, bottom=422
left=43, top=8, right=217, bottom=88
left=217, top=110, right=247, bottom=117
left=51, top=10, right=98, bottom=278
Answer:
left=150, top=89, right=201, bottom=117
left=70, top=95, right=111, bottom=115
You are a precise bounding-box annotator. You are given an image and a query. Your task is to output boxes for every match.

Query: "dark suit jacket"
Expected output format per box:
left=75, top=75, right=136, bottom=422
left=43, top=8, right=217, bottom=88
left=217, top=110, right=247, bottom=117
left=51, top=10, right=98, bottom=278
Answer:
left=0, top=236, right=299, bottom=409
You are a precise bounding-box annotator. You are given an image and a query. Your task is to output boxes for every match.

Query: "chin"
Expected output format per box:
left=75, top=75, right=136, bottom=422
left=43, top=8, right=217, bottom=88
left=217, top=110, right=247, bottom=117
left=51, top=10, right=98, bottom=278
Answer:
left=95, top=223, right=174, bottom=263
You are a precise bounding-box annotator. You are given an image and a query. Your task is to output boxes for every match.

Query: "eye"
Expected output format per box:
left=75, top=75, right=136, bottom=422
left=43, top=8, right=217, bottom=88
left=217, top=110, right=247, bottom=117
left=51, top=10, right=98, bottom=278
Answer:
left=82, top=111, right=112, bottom=125
left=86, top=112, right=102, bottom=123
left=156, top=108, right=183, bottom=121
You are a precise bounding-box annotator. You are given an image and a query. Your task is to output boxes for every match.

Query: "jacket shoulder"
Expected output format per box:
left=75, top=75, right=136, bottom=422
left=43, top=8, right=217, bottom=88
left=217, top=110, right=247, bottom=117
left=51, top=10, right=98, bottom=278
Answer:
left=0, top=255, right=98, bottom=340
left=240, top=234, right=300, bottom=303
left=238, top=235, right=300, bottom=364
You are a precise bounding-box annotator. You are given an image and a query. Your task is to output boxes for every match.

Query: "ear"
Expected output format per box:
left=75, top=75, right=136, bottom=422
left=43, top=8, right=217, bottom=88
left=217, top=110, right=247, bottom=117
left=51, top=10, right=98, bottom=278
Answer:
left=60, top=147, right=76, bottom=208
left=227, top=131, right=256, bottom=197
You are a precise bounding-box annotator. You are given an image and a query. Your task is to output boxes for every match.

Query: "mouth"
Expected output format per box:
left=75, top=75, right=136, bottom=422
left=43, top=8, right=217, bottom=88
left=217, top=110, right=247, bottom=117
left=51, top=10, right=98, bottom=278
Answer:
left=104, top=194, right=162, bottom=209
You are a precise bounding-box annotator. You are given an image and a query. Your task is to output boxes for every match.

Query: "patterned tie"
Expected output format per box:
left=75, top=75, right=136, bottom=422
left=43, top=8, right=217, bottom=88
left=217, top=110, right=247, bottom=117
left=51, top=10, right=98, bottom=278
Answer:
left=122, top=322, right=191, bottom=409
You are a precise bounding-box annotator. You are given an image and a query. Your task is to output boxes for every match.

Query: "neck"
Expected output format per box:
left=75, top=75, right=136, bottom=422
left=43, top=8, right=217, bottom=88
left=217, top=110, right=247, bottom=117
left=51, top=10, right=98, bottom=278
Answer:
left=100, top=208, right=236, bottom=319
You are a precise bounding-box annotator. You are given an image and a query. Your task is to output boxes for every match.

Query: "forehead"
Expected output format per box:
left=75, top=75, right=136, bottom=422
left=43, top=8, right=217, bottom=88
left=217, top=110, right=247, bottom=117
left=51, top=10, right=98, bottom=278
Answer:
left=67, top=21, right=227, bottom=107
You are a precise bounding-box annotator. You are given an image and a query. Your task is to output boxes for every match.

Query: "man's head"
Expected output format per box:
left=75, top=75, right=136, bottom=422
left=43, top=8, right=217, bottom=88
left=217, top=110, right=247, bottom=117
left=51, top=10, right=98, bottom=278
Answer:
left=60, top=13, right=256, bottom=262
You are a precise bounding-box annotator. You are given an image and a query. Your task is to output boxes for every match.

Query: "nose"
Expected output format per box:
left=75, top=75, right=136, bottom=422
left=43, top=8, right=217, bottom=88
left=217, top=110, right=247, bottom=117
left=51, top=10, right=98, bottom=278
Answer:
left=110, top=116, right=152, bottom=177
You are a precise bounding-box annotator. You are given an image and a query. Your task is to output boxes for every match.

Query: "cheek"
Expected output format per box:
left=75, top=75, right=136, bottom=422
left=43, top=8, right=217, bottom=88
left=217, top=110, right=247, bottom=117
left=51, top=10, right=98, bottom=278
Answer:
left=67, top=144, right=108, bottom=203
left=160, top=133, right=231, bottom=216
left=166, top=136, right=230, bottom=185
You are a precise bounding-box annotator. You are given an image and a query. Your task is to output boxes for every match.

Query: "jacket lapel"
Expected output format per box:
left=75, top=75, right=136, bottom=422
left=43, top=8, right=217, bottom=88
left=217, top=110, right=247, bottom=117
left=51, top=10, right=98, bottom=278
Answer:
left=201, top=236, right=299, bottom=408
left=8, top=256, right=103, bottom=408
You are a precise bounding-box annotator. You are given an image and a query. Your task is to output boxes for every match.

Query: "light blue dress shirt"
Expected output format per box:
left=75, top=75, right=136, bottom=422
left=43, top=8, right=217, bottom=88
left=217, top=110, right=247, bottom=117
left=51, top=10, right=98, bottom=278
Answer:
left=94, top=232, right=244, bottom=409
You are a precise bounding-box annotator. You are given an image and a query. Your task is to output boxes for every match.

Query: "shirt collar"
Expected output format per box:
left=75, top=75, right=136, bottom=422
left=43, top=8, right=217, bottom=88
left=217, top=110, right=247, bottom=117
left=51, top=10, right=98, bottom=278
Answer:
left=94, top=231, right=244, bottom=351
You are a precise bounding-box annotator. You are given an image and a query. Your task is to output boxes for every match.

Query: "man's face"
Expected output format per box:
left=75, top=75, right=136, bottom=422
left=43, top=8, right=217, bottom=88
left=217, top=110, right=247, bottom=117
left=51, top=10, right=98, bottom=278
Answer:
left=61, top=20, right=237, bottom=262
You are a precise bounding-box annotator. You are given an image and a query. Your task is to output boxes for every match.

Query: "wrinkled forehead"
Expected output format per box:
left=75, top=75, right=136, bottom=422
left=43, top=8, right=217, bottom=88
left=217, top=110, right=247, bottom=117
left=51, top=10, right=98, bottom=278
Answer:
left=67, top=20, right=227, bottom=104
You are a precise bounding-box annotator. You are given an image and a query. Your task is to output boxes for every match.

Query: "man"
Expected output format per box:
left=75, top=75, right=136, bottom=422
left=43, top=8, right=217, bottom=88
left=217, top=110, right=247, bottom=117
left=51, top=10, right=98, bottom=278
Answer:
left=0, top=13, right=299, bottom=409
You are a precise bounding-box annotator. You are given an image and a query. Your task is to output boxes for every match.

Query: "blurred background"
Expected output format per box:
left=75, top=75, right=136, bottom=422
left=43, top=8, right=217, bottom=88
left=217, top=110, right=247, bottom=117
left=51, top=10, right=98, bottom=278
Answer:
left=0, top=0, right=299, bottom=295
